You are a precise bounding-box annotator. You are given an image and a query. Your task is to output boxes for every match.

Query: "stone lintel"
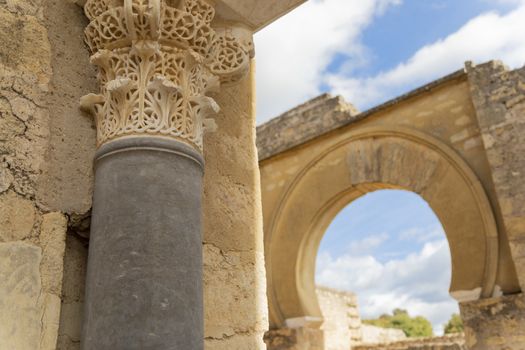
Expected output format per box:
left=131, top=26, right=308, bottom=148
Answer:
left=214, top=0, right=307, bottom=32
left=74, top=0, right=307, bottom=33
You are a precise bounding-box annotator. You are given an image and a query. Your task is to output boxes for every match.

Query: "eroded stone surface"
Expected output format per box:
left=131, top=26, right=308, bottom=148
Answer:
left=467, top=61, right=525, bottom=290
left=40, top=212, right=67, bottom=295
left=0, top=242, right=42, bottom=350
left=460, top=293, right=525, bottom=350
left=353, top=334, right=466, bottom=350
left=317, top=287, right=363, bottom=349
left=203, top=63, right=268, bottom=349
left=0, top=191, right=36, bottom=242
left=264, top=327, right=324, bottom=350
left=0, top=165, right=14, bottom=193
left=257, top=94, right=359, bottom=160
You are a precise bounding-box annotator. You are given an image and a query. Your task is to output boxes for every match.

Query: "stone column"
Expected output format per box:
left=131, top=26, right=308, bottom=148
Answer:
left=79, top=0, right=253, bottom=349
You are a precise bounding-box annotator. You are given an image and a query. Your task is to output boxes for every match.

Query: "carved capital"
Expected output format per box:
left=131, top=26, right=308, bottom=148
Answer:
left=81, top=0, right=254, bottom=150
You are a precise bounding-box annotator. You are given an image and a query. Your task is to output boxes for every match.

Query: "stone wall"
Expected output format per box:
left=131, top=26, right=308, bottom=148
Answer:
left=460, top=293, right=525, bottom=349
left=266, top=287, right=410, bottom=350
left=317, top=287, right=362, bottom=349
left=202, top=62, right=268, bottom=349
left=0, top=0, right=90, bottom=348
left=360, top=325, right=406, bottom=345
left=257, top=94, right=359, bottom=160
left=467, top=61, right=525, bottom=290
left=259, top=61, right=523, bottom=333
left=353, top=334, right=466, bottom=350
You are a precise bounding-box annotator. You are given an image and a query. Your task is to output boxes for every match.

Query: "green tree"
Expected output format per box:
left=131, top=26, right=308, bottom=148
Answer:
left=443, top=314, right=463, bottom=334
left=363, top=309, right=433, bottom=338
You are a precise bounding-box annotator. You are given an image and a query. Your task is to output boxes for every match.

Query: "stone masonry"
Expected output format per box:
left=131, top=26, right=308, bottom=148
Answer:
left=467, top=61, right=525, bottom=291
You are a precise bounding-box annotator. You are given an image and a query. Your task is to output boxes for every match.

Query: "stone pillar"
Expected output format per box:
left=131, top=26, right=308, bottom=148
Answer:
left=79, top=0, right=253, bottom=348
left=460, top=293, right=525, bottom=350
left=467, top=62, right=525, bottom=290
left=202, top=61, right=268, bottom=349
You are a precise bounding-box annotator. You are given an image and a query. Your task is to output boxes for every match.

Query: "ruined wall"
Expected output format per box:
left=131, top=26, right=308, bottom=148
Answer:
left=259, top=66, right=522, bottom=329
left=467, top=62, right=525, bottom=290
left=460, top=293, right=525, bottom=350
left=353, top=334, right=466, bottom=350
left=266, top=286, right=413, bottom=350
left=317, top=287, right=362, bottom=349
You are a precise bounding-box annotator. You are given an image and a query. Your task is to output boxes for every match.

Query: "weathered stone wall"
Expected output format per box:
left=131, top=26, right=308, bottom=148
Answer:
left=202, top=61, right=268, bottom=349
left=257, top=94, right=359, bottom=160
left=353, top=334, right=466, bottom=350
left=467, top=62, right=525, bottom=290
left=317, top=287, right=362, bottom=349
left=0, top=0, right=85, bottom=348
left=360, top=325, right=406, bottom=345
left=460, top=293, right=525, bottom=349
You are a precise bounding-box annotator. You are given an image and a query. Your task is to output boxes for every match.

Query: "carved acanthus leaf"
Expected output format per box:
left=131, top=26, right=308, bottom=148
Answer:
left=82, top=0, right=253, bottom=150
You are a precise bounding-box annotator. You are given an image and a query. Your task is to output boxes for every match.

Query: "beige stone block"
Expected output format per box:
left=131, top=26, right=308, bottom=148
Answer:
left=460, top=294, right=525, bottom=349
left=0, top=166, right=14, bottom=193
left=40, top=212, right=67, bottom=294
left=40, top=293, right=62, bottom=350
left=0, top=8, right=51, bottom=84
left=0, top=241, right=42, bottom=350
left=203, top=244, right=268, bottom=338
left=0, top=96, right=25, bottom=141
left=4, top=0, right=43, bottom=17
left=0, top=191, right=36, bottom=242
left=10, top=95, right=36, bottom=122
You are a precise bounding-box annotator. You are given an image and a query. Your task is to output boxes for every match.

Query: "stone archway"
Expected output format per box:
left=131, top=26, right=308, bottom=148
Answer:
left=265, top=126, right=499, bottom=328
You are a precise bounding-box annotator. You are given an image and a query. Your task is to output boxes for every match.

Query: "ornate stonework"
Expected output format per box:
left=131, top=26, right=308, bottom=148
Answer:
left=80, top=0, right=254, bottom=150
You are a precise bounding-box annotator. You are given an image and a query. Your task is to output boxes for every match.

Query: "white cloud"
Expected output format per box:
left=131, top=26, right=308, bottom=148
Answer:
left=316, top=239, right=457, bottom=334
left=400, top=225, right=444, bottom=243
left=326, top=4, right=525, bottom=108
left=254, top=0, right=402, bottom=122
left=348, top=233, right=389, bottom=254
left=254, top=1, right=525, bottom=123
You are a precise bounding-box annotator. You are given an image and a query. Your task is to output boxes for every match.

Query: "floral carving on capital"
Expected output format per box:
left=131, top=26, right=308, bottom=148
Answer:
left=81, top=0, right=254, bottom=150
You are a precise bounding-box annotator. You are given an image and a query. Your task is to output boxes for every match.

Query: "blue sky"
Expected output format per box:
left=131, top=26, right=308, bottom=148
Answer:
left=315, top=190, right=453, bottom=334
left=254, top=0, right=525, bottom=335
left=255, top=0, right=525, bottom=121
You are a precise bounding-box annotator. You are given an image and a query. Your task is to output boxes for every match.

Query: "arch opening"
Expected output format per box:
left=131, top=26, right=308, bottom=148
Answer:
left=266, top=127, right=499, bottom=329
left=315, top=189, right=459, bottom=349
